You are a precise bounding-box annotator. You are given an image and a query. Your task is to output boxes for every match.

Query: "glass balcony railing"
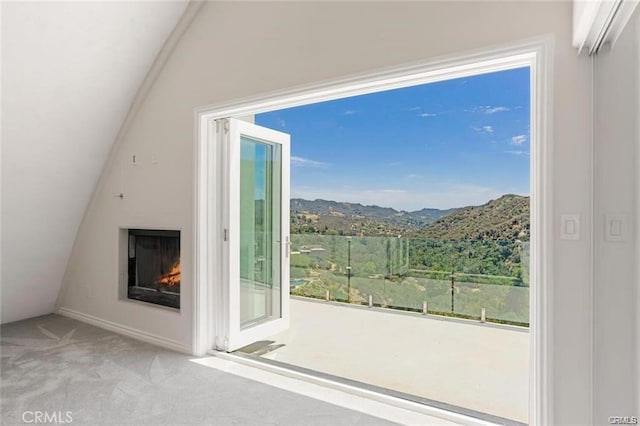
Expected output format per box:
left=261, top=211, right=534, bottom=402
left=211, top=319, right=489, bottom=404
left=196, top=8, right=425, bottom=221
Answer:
left=290, top=234, right=530, bottom=327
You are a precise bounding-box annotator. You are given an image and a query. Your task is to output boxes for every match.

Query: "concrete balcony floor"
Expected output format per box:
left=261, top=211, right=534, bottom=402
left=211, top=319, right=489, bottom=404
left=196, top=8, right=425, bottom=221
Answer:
left=256, top=297, right=529, bottom=423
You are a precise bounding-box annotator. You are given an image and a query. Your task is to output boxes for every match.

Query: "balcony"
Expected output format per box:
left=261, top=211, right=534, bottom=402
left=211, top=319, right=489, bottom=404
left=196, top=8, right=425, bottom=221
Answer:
left=290, top=234, right=529, bottom=326
left=244, top=234, right=530, bottom=423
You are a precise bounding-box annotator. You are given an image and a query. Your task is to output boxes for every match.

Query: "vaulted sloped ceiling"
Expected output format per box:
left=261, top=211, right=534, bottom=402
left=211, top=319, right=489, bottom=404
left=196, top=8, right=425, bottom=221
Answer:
left=1, top=1, right=190, bottom=323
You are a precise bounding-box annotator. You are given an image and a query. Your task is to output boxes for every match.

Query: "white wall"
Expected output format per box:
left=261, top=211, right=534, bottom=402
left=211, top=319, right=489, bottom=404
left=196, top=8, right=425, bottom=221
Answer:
left=593, top=9, right=640, bottom=424
left=0, top=1, right=188, bottom=324
left=58, top=1, right=599, bottom=423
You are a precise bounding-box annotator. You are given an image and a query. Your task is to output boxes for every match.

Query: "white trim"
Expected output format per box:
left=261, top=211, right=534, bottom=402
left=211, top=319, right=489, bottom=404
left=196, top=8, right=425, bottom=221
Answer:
left=636, top=11, right=640, bottom=416
left=528, top=36, right=555, bottom=426
left=573, top=0, right=640, bottom=55
left=590, top=53, right=597, bottom=425
left=194, top=35, right=554, bottom=424
left=0, top=1, right=3, bottom=324
left=58, top=307, right=191, bottom=354
left=193, top=110, right=214, bottom=355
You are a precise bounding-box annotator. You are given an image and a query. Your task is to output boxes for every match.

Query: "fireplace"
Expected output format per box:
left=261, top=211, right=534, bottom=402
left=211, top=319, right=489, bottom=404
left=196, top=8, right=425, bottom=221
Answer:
left=127, top=229, right=180, bottom=309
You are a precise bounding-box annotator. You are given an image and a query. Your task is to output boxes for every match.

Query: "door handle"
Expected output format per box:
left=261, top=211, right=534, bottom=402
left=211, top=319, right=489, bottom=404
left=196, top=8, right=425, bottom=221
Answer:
left=285, top=236, right=290, bottom=258
left=276, top=237, right=291, bottom=258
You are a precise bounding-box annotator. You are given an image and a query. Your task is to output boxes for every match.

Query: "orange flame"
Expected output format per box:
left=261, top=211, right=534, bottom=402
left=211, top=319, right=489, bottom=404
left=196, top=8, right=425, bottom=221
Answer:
left=159, top=262, right=181, bottom=287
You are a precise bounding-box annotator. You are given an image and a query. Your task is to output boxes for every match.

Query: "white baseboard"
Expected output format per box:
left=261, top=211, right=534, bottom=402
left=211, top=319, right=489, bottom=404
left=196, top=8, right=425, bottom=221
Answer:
left=57, top=307, right=191, bottom=354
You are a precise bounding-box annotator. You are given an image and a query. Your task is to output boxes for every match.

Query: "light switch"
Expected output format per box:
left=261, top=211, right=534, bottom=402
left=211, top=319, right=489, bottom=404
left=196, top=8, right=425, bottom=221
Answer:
left=605, top=214, right=626, bottom=242
left=611, top=220, right=621, bottom=236
left=561, top=214, right=580, bottom=240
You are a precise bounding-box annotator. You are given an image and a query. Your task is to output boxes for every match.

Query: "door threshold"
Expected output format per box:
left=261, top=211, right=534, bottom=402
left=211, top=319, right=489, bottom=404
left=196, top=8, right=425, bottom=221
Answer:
left=202, top=350, right=525, bottom=426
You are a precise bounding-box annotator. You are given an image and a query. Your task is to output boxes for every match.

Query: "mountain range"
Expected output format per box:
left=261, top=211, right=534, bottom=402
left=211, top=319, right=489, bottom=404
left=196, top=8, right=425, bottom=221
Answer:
left=290, top=194, right=530, bottom=241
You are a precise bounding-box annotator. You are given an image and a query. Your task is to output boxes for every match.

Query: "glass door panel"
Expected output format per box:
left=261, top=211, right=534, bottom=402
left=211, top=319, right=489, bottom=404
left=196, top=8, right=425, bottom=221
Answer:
left=239, top=136, right=282, bottom=328
left=224, top=118, right=290, bottom=352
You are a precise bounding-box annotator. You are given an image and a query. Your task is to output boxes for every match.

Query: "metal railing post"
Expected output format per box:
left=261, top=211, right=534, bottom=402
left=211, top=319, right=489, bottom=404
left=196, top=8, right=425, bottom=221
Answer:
left=450, top=272, right=455, bottom=313
left=347, top=236, right=352, bottom=303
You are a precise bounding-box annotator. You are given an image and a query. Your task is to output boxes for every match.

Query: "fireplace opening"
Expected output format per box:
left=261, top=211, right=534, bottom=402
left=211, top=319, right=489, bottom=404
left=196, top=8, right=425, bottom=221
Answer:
left=127, top=229, right=180, bottom=309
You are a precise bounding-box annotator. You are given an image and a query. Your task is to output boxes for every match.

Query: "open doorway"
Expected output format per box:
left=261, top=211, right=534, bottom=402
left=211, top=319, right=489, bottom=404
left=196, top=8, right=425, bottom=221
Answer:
left=195, top=42, right=550, bottom=425
left=242, top=67, right=530, bottom=424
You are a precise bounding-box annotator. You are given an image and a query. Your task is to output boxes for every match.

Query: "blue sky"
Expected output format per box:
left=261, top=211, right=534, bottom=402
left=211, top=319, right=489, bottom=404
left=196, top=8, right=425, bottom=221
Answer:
left=256, top=67, right=530, bottom=211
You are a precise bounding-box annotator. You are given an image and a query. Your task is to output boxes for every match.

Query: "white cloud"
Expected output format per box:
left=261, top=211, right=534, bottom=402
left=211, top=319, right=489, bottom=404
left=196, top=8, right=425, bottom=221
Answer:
left=290, top=156, right=328, bottom=168
left=511, top=134, right=527, bottom=145
left=419, top=112, right=436, bottom=117
left=408, top=106, right=421, bottom=111
left=381, top=189, right=407, bottom=194
left=343, top=110, right=357, bottom=115
left=484, top=106, right=509, bottom=114
left=472, top=125, right=494, bottom=134
left=469, top=105, right=510, bottom=114
left=279, top=119, right=286, bottom=128
left=505, top=150, right=529, bottom=156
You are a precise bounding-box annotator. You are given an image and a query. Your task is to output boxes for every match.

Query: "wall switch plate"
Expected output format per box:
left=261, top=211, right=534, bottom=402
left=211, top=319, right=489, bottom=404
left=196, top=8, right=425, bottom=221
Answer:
left=560, top=214, right=580, bottom=240
left=605, top=213, right=626, bottom=242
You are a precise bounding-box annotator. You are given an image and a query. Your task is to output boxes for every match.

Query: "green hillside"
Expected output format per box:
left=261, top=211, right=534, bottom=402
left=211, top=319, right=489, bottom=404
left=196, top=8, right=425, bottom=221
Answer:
left=417, top=194, right=530, bottom=241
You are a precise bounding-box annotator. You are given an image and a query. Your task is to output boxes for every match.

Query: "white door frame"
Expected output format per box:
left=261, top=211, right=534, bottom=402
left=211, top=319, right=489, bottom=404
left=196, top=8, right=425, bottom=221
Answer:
left=194, top=35, right=553, bottom=425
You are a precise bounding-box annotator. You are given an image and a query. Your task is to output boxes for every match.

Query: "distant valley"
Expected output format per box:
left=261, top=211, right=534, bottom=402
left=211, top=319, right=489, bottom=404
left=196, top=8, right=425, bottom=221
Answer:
left=291, top=194, right=530, bottom=241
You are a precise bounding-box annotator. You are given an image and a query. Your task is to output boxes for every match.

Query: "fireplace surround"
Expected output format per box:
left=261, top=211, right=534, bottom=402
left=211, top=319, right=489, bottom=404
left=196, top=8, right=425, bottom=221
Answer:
left=124, top=229, right=180, bottom=309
